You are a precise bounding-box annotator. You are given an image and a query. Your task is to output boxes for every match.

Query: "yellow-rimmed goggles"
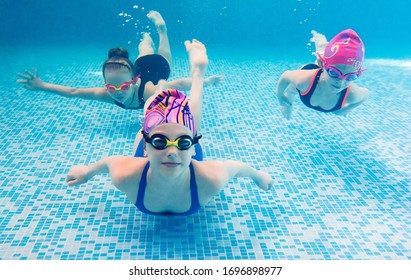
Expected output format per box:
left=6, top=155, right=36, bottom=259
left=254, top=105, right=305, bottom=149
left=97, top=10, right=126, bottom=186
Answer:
left=143, top=133, right=201, bottom=150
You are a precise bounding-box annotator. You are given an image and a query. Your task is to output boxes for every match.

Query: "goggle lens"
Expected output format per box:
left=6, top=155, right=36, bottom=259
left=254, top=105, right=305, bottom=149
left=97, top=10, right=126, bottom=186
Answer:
left=326, top=68, right=340, bottom=78
left=144, top=134, right=201, bottom=150
left=105, top=76, right=138, bottom=93
left=325, top=66, right=360, bottom=81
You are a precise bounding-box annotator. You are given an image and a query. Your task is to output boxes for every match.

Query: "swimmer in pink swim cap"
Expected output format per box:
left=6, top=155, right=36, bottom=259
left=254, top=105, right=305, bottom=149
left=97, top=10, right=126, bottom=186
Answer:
left=276, top=29, right=369, bottom=120
left=66, top=39, right=274, bottom=216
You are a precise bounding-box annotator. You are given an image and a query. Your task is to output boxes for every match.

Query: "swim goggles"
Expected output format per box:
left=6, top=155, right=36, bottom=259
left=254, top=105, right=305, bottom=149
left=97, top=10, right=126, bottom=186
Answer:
left=325, top=66, right=361, bottom=81
left=105, top=76, right=139, bottom=93
left=142, top=132, right=202, bottom=150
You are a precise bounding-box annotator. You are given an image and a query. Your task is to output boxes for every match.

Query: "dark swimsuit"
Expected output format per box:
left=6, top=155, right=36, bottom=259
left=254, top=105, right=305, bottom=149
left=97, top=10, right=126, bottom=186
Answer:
left=297, top=64, right=350, bottom=113
left=135, top=162, right=202, bottom=216
left=114, top=54, right=171, bottom=110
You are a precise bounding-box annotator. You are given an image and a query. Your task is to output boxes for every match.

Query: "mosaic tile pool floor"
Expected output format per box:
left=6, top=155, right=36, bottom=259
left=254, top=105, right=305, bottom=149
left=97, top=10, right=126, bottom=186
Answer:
left=0, top=45, right=410, bottom=260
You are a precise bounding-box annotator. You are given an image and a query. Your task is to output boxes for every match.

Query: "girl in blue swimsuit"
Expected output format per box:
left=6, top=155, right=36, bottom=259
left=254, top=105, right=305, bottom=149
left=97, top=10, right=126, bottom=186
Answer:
left=66, top=40, right=273, bottom=216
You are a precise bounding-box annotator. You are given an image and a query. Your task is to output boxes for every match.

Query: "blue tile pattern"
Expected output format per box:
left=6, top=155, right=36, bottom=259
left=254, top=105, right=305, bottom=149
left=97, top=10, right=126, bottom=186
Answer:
left=0, top=45, right=410, bottom=260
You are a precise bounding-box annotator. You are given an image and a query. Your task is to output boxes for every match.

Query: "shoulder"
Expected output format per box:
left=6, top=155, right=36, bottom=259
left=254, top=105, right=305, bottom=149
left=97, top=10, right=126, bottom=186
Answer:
left=91, top=88, right=114, bottom=103
left=192, top=160, right=229, bottom=196
left=280, top=69, right=318, bottom=86
left=110, top=157, right=148, bottom=191
left=346, top=83, right=370, bottom=104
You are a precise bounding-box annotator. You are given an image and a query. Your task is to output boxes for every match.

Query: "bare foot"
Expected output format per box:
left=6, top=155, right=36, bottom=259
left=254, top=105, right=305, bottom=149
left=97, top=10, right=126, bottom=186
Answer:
left=184, top=39, right=208, bottom=74
left=147, top=10, right=166, bottom=32
left=138, top=32, right=155, bottom=54
left=310, top=30, right=328, bottom=55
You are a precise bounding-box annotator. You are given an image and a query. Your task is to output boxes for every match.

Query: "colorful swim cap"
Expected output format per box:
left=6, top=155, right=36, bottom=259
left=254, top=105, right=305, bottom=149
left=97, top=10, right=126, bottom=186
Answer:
left=143, top=89, right=196, bottom=135
left=323, top=29, right=365, bottom=71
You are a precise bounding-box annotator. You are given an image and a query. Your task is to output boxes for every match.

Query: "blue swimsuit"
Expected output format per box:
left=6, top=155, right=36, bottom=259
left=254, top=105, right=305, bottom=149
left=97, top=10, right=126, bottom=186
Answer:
left=135, top=162, right=202, bottom=216
left=134, top=137, right=203, bottom=216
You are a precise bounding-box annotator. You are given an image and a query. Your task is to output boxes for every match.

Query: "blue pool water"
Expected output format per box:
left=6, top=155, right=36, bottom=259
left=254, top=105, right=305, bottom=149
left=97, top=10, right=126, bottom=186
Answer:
left=0, top=1, right=410, bottom=260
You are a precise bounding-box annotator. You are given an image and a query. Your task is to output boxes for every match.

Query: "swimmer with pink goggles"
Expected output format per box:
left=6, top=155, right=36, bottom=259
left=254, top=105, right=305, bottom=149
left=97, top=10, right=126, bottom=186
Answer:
left=105, top=75, right=140, bottom=93
left=318, top=29, right=365, bottom=81
left=323, top=64, right=362, bottom=81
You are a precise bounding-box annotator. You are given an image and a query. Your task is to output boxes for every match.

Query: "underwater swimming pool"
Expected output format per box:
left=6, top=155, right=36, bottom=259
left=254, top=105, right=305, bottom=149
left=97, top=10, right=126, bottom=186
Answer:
left=1, top=43, right=410, bottom=260
left=0, top=1, right=410, bottom=261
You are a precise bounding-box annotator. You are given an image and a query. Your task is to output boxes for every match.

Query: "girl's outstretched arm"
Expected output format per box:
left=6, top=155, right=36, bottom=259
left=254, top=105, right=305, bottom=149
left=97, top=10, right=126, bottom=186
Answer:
left=17, top=68, right=112, bottom=103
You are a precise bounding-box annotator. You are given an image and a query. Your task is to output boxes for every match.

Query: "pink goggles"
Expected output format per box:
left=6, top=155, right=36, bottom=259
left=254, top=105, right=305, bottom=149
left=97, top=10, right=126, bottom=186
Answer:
left=325, top=66, right=361, bottom=81
left=105, top=75, right=139, bottom=93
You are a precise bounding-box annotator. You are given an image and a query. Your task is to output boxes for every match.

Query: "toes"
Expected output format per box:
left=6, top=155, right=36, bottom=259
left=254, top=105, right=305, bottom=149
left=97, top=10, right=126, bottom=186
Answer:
left=184, top=40, right=191, bottom=50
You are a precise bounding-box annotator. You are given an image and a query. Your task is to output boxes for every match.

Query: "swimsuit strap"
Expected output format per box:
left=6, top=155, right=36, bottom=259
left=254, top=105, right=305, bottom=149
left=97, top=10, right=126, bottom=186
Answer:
left=137, top=79, right=146, bottom=109
left=113, top=87, right=141, bottom=110
left=136, top=162, right=151, bottom=212
left=188, top=163, right=201, bottom=213
left=297, top=68, right=323, bottom=96
left=114, top=100, right=126, bottom=109
left=300, top=64, right=321, bottom=70
left=333, top=87, right=350, bottom=111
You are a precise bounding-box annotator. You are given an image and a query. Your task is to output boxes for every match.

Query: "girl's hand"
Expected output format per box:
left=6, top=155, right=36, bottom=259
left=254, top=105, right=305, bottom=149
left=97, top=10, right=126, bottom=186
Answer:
left=278, top=94, right=291, bottom=106
left=66, top=165, right=91, bottom=186
left=280, top=103, right=293, bottom=120
left=16, top=68, right=44, bottom=90
left=254, top=170, right=274, bottom=191
left=204, top=75, right=225, bottom=86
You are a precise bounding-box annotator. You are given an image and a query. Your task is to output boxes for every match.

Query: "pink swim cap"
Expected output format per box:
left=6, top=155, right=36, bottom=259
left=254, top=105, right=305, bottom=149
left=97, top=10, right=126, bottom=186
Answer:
left=323, top=29, right=365, bottom=71
left=143, top=89, right=196, bottom=135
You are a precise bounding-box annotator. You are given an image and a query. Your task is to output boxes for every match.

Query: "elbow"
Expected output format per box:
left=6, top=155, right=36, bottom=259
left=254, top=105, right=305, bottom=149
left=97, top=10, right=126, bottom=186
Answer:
left=109, top=170, right=128, bottom=192
left=69, top=89, right=82, bottom=97
left=276, top=74, right=291, bottom=93
left=111, top=175, right=123, bottom=191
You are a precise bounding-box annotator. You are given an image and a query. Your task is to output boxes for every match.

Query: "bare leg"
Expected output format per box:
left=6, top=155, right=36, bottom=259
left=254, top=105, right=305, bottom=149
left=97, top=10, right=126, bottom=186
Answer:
left=144, top=80, right=168, bottom=113
left=147, top=11, right=172, bottom=67
left=137, top=33, right=155, bottom=60
left=133, top=80, right=169, bottom=155
left=184, top=39, right=208, bottom=130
